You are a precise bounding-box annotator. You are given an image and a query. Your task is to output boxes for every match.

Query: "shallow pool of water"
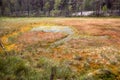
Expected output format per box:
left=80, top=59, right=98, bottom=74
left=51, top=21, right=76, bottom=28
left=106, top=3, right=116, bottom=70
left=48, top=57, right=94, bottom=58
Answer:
left=31, top=26, right=75, bottom=35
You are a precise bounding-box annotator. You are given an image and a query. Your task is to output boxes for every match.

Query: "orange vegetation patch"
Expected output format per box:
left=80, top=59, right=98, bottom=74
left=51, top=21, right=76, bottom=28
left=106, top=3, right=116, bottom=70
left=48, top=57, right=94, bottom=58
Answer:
left=54, top=19, right=120, bottom=46
left=36, top=52, right=73, bottom=62
left=17, top=31, right=67, bottom=45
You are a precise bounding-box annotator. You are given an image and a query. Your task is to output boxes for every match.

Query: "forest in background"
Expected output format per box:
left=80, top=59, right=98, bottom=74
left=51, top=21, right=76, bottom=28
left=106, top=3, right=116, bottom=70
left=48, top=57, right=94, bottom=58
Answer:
left=0, top=0, right=120, bottom=17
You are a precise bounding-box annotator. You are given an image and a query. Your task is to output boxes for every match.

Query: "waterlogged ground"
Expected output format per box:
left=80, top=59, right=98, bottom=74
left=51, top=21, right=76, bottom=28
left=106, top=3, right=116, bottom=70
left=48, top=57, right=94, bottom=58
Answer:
left=0, top=18, right=120, bottom=80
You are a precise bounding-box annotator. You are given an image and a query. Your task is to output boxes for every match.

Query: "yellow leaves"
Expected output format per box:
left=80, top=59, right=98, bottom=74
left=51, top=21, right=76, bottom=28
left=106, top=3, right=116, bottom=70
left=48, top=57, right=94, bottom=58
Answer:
left=1, top=36, right=8, bottom=44
left=20, top=26, right=32, bottom=33
left=6, top=44, right=16, bottom=51
left=1, top=31, right=18, bottom=44
left=53, top=47, right=62, bottom=52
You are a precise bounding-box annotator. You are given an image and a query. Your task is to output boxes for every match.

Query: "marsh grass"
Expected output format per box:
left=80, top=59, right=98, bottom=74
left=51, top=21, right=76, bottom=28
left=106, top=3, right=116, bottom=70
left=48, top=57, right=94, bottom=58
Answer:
left=0, top=56, right=30, bottom=80
left=0, top=18, right=120, bottom=80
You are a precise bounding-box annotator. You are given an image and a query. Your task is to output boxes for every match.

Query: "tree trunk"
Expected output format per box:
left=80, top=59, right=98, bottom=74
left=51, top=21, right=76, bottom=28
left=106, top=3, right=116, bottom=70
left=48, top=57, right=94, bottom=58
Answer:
left=0, top=0, right=5, bottom=16
left=27, top=0, right=30, bottom=16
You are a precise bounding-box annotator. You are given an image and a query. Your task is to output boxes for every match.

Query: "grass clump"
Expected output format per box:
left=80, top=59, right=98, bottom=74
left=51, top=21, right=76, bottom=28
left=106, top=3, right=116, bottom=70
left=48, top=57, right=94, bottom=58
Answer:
left=0, top=56, right=30, bottom=80
left=56, top=65, right=76, bottom=80
left=0, top=55, right=49, bottom=80
left=37, top=57, right=77, bottom=80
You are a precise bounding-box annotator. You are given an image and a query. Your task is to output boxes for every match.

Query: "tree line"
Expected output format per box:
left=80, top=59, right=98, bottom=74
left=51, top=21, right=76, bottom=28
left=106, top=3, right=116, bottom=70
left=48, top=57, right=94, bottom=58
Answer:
left=0, top=0, right=120, bottom=17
